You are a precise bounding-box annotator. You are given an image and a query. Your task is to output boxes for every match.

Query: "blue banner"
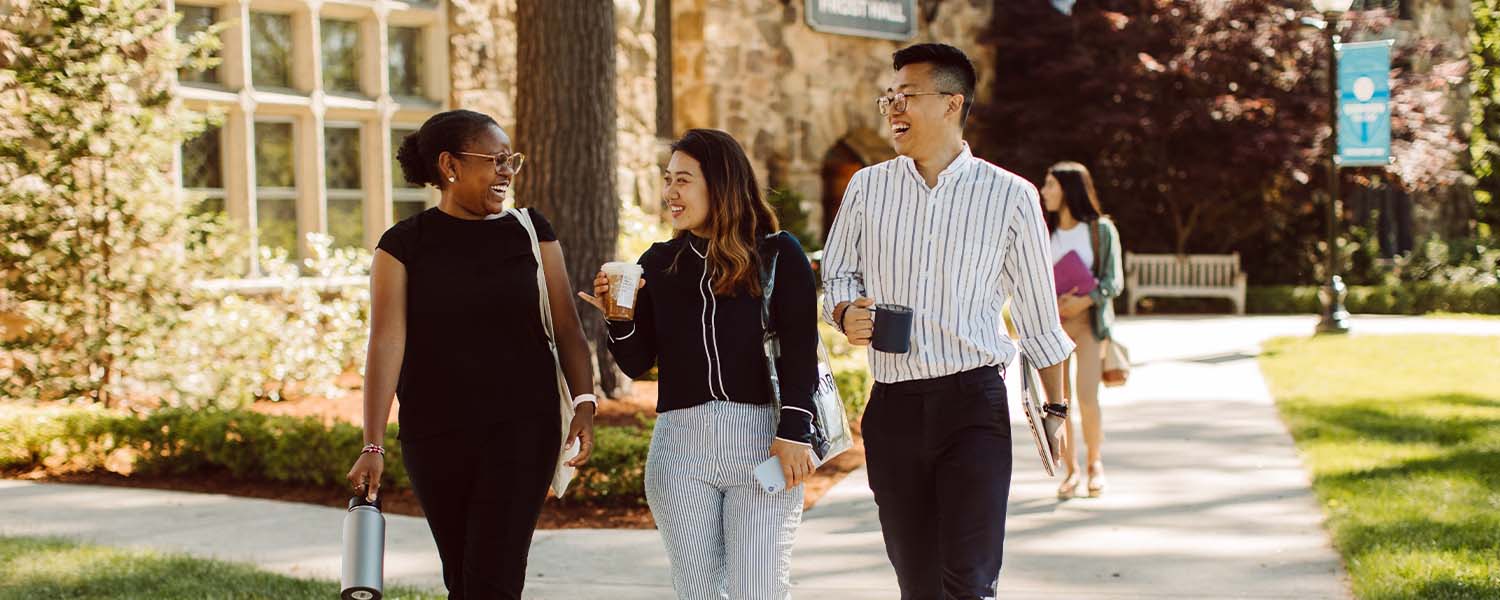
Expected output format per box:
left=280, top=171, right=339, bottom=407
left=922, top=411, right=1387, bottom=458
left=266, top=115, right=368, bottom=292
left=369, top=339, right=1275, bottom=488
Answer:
left=1336, top=40, right=1393, bottom=167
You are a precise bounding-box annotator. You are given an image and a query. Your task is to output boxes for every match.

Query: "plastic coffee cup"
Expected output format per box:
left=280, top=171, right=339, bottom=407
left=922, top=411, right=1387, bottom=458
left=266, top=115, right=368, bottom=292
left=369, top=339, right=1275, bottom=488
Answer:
left=871, top=304, right=914, bottom=354
left=602, top=262, right=644, bottom=321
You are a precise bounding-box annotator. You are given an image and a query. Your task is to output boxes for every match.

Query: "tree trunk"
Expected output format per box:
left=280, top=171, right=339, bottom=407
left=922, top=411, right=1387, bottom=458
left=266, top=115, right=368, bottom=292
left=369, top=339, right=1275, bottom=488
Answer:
left=515, top=2, right=628, bottom=397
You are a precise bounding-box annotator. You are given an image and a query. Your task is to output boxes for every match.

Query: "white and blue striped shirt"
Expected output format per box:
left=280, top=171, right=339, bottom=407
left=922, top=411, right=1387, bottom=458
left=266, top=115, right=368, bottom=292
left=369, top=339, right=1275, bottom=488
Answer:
left=820, top=143, right=1075, bottom=383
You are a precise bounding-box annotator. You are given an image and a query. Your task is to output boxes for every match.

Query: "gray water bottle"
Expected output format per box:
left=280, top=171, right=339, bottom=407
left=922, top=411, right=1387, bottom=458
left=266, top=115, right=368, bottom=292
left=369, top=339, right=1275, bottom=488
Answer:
left=340, top=487, right=385, bottom=600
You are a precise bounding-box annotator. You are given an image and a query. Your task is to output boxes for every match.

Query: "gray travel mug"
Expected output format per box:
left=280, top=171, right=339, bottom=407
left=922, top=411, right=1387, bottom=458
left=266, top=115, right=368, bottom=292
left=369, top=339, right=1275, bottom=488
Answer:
left=872, top=304, right=914, bottom=354
left=341, top=487, right=385, bottom=600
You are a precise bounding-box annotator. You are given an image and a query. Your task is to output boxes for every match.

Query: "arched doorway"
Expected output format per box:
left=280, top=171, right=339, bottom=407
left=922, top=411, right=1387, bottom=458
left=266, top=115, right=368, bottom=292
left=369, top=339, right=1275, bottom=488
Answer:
left=820, top=129, right=895, bottom=240
left=821, top=142, right=863, bottom=241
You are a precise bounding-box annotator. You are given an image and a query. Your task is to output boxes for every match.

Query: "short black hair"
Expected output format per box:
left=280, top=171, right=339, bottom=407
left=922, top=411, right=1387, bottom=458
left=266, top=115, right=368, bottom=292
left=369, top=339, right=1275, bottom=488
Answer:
left=892, top=43, right=978, bottom=127
left=394, top=109, right=500, bottom=188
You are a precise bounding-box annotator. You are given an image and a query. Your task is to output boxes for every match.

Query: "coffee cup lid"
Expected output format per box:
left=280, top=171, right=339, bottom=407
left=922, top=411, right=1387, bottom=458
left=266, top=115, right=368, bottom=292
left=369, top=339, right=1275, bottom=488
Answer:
left=603, top=262, right=643, bottom=274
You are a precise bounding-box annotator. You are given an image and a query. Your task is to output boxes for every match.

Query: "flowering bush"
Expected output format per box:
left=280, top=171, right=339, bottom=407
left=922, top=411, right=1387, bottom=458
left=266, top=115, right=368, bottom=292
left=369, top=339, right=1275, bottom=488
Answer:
left=131, top=235, right=373, bottom=409
left=1, top=0, right=225, bottom=405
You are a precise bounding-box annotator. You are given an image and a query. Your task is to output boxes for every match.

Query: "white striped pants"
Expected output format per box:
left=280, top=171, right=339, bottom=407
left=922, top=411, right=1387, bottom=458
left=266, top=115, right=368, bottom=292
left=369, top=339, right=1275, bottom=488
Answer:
left=645, top=400, right=804, bottom=600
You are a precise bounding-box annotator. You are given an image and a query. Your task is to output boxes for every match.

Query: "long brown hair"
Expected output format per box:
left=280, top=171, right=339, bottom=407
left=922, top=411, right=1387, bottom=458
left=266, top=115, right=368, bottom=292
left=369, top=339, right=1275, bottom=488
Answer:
left=669, top=129, right=780, bottom=297
left=1045, top=161, right=1105, bottom=233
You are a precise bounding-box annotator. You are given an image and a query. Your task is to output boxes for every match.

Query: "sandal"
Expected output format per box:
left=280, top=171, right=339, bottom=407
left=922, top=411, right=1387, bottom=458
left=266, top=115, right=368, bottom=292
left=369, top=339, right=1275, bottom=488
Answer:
left=1057, top=470, right=1081, bottom=500
left=1087, top=462, right=1107, bottom=498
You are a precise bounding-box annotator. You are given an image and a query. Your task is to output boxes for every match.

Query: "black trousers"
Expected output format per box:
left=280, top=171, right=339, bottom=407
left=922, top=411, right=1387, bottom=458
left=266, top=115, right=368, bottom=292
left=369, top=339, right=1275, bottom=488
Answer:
left=863, top=366, right=1012, bottom=600
left=401, top=413, right=560, bottom=599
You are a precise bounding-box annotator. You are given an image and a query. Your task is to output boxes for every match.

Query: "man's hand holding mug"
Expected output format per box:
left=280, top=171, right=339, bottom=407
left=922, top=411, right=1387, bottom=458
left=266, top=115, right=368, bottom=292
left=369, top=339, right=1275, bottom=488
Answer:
left=837, top=298, right=876, bottom=346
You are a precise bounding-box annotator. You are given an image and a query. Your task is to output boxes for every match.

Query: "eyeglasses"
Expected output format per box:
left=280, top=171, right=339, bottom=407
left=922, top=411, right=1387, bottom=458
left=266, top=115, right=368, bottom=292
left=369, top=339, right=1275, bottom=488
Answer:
left=876, top=92, right=955, bottom=116
left=456, top=151, right=525, bottom=174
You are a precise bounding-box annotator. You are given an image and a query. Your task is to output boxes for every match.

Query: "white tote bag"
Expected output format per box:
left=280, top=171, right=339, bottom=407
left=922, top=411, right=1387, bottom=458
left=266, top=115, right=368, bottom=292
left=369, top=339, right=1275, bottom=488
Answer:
left=505, top=207, right=580, bottom=497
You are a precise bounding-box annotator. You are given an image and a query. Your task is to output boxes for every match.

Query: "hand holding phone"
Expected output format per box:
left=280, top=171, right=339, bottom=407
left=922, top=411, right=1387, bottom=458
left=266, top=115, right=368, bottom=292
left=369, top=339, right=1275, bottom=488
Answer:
left=753, top=456, right=787, bottom=494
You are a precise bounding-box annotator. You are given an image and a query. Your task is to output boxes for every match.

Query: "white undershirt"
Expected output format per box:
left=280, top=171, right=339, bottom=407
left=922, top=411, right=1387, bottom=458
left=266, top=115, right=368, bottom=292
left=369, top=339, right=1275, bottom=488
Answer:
left=1050, top=222, right=1093, bottom=268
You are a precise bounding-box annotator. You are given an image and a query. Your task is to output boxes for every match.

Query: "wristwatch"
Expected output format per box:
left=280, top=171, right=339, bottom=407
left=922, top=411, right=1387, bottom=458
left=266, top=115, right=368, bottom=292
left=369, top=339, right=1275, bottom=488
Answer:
left=1043, top=403, right=1069, bottom=419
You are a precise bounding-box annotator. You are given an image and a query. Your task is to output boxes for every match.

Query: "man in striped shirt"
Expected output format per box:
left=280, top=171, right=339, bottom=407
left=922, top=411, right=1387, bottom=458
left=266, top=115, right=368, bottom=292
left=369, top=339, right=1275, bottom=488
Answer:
left=822, top=43, right=1074, bottom=599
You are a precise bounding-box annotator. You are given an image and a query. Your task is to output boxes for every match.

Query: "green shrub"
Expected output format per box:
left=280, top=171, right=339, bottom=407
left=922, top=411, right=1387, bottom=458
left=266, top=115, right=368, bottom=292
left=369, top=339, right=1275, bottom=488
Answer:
left=835, top=368, right=871, bottom=419
left=0, top=404, right=652, bottom=504
left=767, top=188, right=823, bottom=252
left=1246, top=283, right=1500, bottom=315
left=567, top=418, right=653, bottom=505
left=1246, top=286, right=1324, bottom=314
left=1130, top=296, right=1244, bottom=314
left=0, top=405, right=406, bottom=487
left=1395, top=237, right=1500, bottom=287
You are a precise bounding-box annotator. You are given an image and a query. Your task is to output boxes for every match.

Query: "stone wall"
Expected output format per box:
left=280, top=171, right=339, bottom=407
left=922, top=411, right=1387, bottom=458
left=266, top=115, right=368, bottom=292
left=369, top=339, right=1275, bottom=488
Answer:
left=449, top=0, right=517, bottom=127
left=672, top=0, right=994, bottom=232
left=614, top=0, right=665, bottom=215
left=447, top=0, right=995, bottom=235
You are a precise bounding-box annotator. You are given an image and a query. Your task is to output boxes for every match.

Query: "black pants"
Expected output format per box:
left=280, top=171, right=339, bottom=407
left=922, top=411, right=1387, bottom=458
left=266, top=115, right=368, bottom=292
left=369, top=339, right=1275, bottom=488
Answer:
left=401, top=413, right=560, bottom=599
left=863, top=366, right=1012, bottom=600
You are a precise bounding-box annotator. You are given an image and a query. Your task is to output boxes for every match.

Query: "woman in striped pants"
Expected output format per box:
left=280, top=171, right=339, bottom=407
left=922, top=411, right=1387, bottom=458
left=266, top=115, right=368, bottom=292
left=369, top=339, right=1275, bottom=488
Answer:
left=580, top=129, right=823, bottom=599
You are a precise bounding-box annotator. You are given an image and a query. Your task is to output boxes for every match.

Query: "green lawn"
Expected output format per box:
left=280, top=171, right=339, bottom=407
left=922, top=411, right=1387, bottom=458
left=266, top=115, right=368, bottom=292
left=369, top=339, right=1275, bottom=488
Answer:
left=0, top=536, right=441, bottom=600
left=1259, top=335, right=1500, bottom=600
left=1430, top=312, right=1500, bottom=321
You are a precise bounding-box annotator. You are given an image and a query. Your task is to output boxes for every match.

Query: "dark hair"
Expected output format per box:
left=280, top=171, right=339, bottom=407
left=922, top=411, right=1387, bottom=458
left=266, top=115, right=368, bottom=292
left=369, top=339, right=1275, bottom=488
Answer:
left=892, top=43, right=978, bottom=127
left=668, top=129, right=780, bottom=297
left=1045, top=161, right=1104, bottom=233
left=395, top=109, right=500, bottom=188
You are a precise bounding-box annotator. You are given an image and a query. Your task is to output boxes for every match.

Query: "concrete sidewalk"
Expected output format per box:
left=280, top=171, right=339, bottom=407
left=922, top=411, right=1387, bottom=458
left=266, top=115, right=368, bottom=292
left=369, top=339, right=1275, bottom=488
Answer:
left=5, top=315, right=1492, bottom=598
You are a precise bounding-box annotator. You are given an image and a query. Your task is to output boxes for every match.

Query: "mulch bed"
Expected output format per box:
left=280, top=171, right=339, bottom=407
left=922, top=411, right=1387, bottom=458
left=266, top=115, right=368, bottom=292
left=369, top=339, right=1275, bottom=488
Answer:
left=8, top=379, right=867, bottom=529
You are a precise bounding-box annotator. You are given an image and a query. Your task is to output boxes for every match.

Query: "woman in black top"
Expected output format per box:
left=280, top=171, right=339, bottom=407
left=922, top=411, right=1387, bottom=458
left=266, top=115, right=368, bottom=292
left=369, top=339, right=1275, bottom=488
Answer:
left=345, top=109, right=597, bottom=599
left=580, top=129, right=820, bottom=599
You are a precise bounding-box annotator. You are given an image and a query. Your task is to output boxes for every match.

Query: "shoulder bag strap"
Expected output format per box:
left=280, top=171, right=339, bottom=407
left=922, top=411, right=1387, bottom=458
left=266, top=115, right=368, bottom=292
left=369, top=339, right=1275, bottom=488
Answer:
left=507, top=207, right=556, bottom=344
left=1089, top=219, right=1103, bottom=279
left=508, top=207, right=578, bottom=496
left=759, top=239, right=781, bottom=338
left=759, top=233, right=784, bottom=413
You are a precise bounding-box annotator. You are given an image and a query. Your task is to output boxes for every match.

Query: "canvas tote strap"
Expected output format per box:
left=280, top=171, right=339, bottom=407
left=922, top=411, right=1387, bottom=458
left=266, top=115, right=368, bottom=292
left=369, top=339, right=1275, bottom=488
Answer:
left=505, top=207, right=556, bottom=344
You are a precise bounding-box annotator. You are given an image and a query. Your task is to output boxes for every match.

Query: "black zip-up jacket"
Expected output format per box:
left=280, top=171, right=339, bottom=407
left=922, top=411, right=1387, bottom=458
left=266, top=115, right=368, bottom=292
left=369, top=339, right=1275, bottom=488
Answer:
left=605, top=232, right=818, bottom=444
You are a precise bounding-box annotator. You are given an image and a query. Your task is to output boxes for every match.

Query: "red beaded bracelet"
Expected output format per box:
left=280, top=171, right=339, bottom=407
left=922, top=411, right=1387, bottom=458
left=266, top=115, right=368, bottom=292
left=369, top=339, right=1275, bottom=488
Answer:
left=361, top=443, right=385, bottom=456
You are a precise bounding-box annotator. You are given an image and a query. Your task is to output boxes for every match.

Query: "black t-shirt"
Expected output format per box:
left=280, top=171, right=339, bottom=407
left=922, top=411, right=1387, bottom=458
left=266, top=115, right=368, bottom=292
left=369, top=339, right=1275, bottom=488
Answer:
left=376, top=207, right=560, bottom=440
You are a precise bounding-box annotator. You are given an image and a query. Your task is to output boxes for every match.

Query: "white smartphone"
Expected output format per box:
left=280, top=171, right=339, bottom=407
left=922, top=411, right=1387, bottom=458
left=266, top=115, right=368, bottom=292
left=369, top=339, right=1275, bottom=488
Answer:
left=753, top=456, right=787, bottom=494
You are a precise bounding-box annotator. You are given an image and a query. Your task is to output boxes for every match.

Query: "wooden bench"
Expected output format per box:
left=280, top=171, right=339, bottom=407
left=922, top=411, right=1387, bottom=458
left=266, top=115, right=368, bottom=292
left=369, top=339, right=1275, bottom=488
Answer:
left=1124, top=252, right=1247, bottom=315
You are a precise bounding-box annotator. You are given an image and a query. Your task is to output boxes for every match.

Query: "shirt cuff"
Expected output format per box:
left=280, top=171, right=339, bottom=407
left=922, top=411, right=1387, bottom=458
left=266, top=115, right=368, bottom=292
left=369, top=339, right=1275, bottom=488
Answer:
left=781, top=405, right=814, bottom=418
left=774, top=436, right=813, bottom=448
left=775, top=406, right=816, bottom=445
left=1018, top=326, right=1076, bottom=369
left=606, top=321, right=636, bottom=342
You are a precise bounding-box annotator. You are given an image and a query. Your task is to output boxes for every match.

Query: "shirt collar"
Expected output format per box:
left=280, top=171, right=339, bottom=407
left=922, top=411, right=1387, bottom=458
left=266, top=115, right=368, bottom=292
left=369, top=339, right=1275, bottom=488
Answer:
left=898, top=142, right=976, bottom=186
left=686, top=234, right=709, bottom=258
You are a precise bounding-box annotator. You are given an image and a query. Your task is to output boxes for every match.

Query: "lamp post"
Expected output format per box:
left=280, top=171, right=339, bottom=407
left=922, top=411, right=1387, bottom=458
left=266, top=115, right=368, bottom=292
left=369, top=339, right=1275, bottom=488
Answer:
left=1308, top=0, right=1353, bottom=334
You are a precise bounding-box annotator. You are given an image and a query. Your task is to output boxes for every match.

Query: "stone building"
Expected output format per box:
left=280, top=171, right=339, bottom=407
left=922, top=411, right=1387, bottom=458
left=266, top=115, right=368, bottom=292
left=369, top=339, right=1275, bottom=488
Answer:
left=457, top=0, right=994, bottom=241
left=167, top=0, right=1472, bottom=273
left=169, top=0, right=991, bottom=273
